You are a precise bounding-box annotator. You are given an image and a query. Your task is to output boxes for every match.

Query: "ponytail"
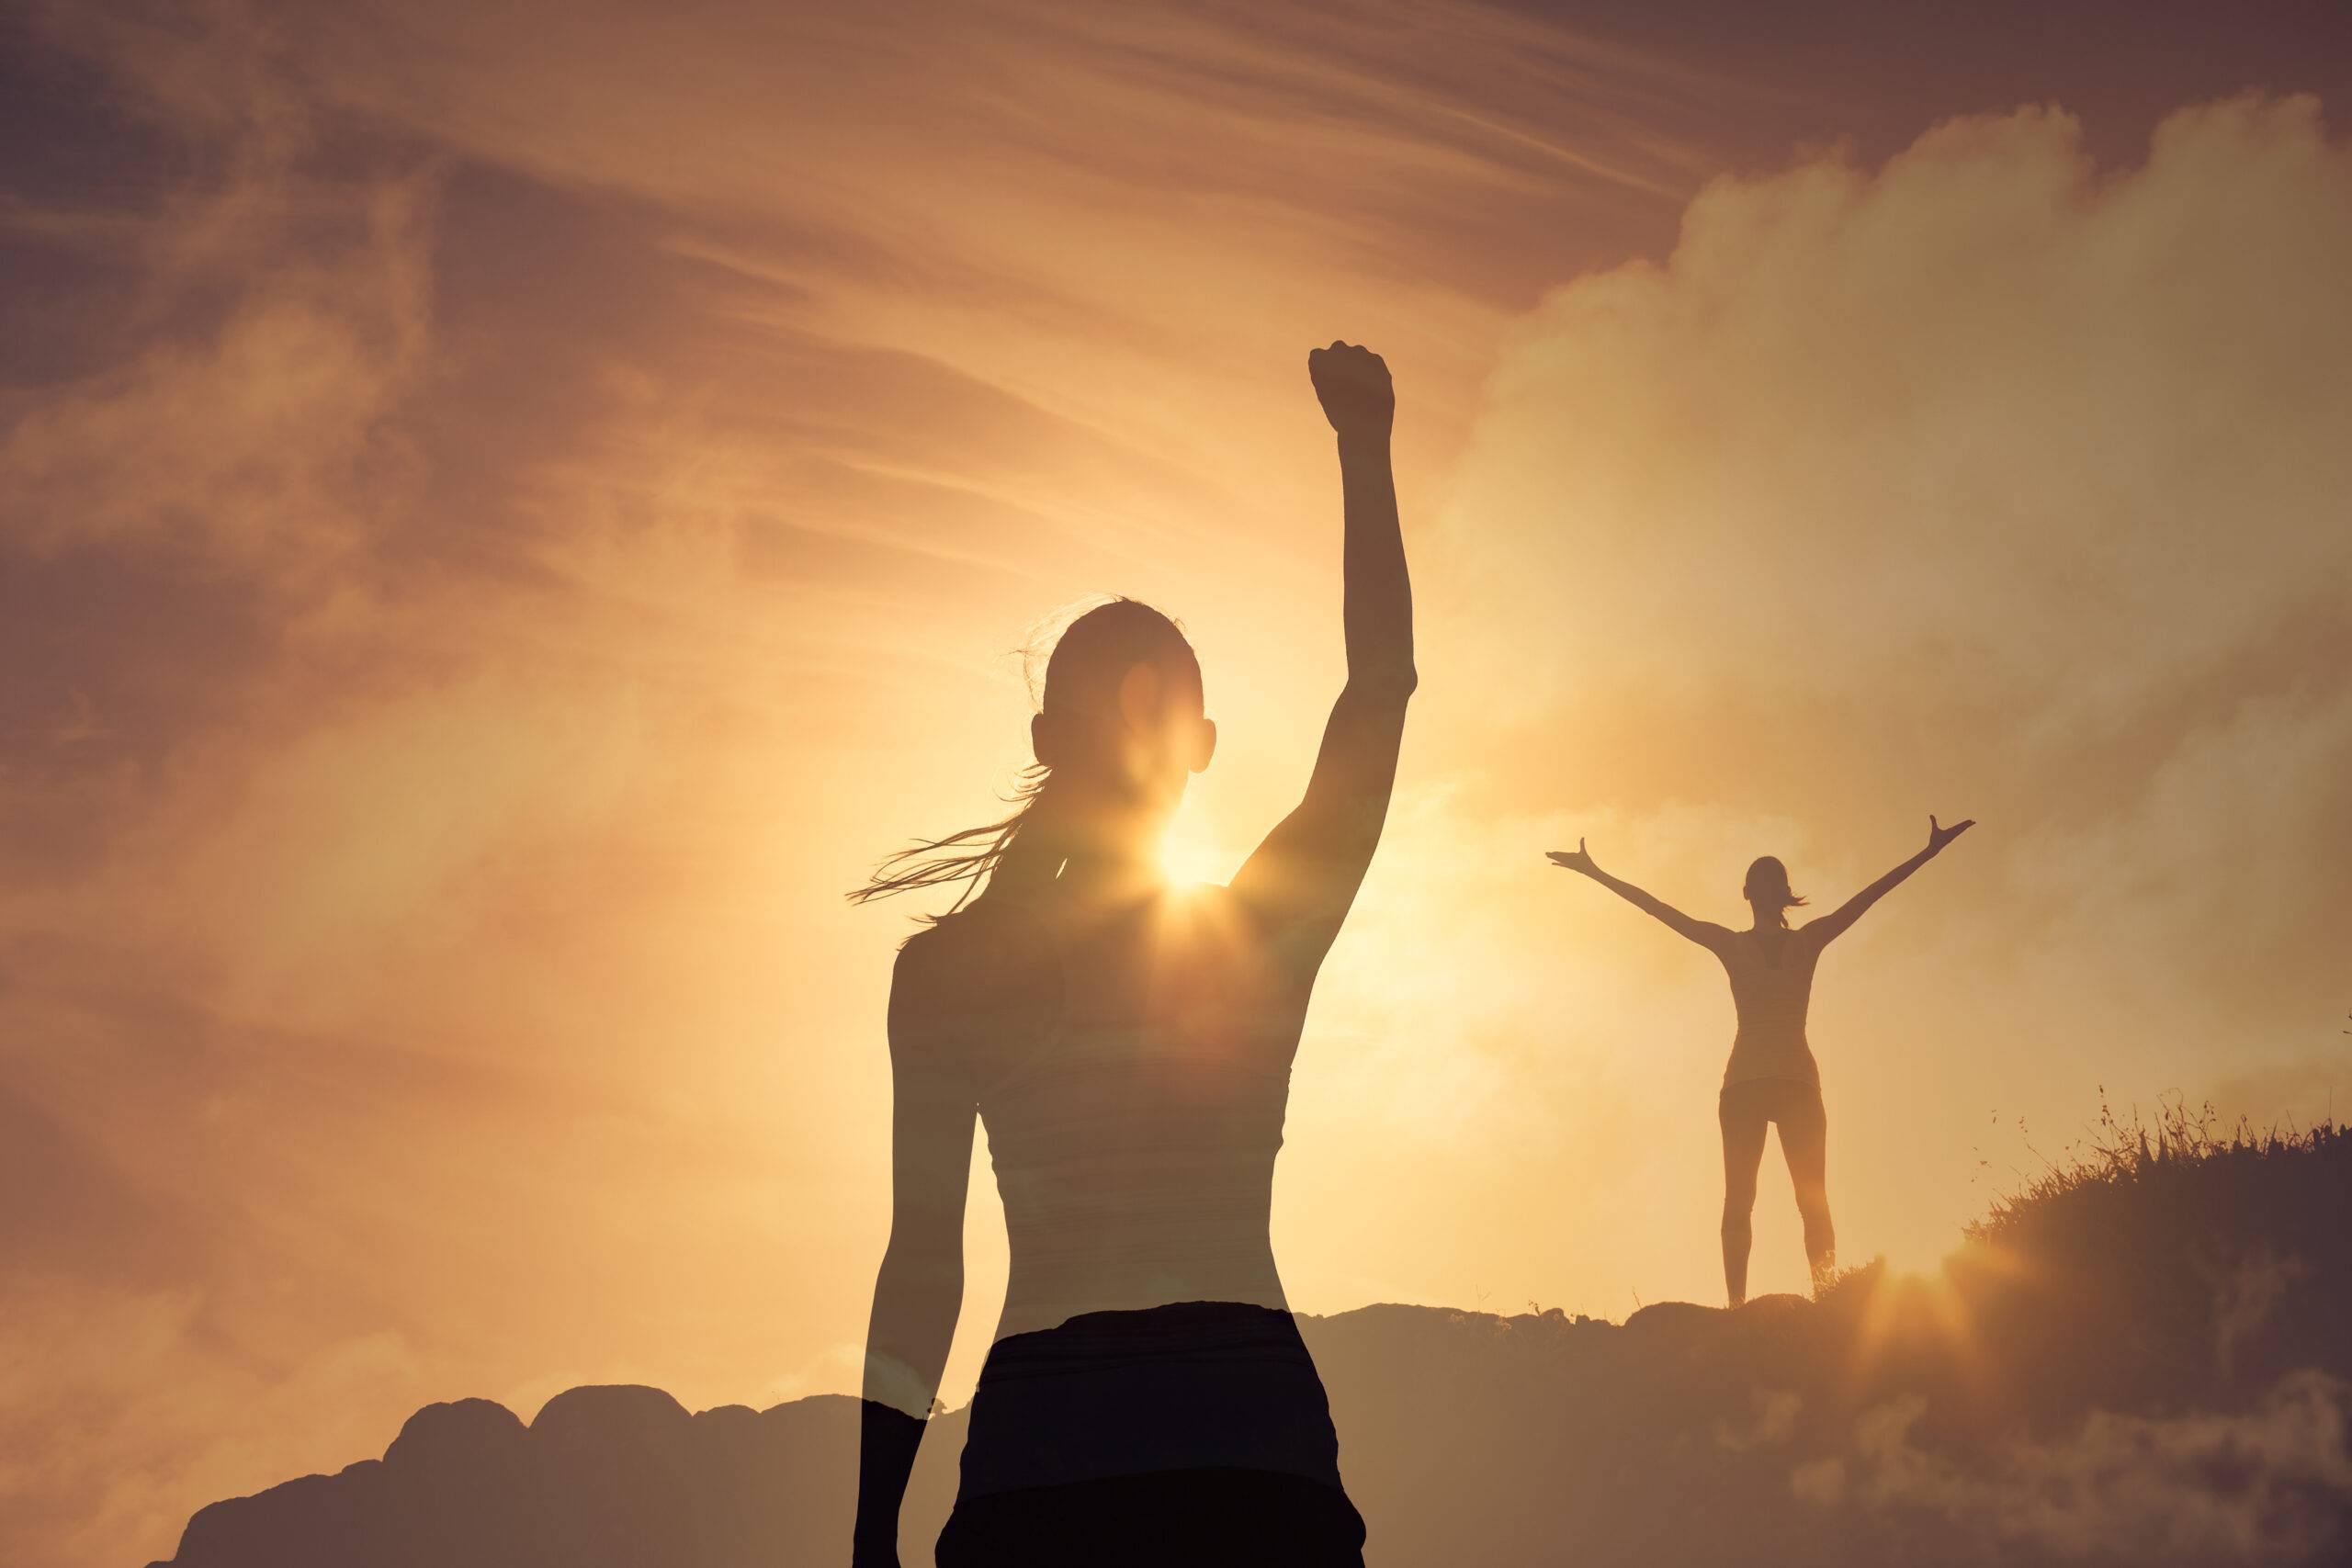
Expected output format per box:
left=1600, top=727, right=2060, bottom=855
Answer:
left=847, top=765, right=1067, bottom=919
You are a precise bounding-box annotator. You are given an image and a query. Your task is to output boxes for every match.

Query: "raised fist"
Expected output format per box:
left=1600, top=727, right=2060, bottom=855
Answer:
left=1309, top=340, right=1393, bottom=440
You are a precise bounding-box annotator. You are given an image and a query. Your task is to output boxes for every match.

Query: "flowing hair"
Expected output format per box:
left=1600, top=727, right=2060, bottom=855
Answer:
left=844, top=763, right=1058, bottom=919
left=847, top=598, right=1196, bottom=920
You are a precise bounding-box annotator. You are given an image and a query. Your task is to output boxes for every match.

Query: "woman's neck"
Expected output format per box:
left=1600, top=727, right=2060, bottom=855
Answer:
left=1056, top=841, right=1164, bottom=903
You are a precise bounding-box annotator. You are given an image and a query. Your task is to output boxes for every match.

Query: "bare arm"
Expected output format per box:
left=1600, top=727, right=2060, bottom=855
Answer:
left=1231, top=343, right=1414, bottom=955
left=1548, top=839, right=1729, bottom=951
left=1803, top=815, right=1975, bottom=947
left=852, top=938, right=977, bottom=1567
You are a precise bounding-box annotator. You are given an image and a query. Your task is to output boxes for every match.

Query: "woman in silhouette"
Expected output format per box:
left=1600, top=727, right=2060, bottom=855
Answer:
left=1547, top=819, right=1973, bottom=1306
left=850, top=343, right=1409, bottom=1567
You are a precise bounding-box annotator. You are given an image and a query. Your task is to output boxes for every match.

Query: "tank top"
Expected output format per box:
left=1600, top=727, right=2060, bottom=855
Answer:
left=959, top=886, right=1297, bottom=1336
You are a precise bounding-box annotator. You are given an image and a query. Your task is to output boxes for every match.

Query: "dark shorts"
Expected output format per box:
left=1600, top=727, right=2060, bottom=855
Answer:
left=941, top=1301, right=1365, bottom=1567
left=938, top=1465, right=1367, bottom=1568
left=1719, top=1077, right=1826, bottom=1134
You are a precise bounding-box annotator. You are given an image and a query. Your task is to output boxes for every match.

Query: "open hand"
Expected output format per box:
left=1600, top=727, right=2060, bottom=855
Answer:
left=1309, top=341, right=1393, bottom=441
left=1928, top=815, right=1975, bottom=853
left=1546, top=839, right=1600, bottom=877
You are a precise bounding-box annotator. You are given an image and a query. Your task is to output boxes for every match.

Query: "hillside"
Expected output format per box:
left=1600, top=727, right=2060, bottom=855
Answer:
left=153, top=1114, right=2351, bottom=1566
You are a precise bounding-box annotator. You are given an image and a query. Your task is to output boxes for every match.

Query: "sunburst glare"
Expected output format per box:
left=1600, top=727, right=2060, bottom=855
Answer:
left=1159, top=796, right=1231, bottom=886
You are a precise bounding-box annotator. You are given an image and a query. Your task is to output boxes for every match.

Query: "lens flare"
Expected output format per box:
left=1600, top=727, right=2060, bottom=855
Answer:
left=1157, top=795, right=1231, bottom=886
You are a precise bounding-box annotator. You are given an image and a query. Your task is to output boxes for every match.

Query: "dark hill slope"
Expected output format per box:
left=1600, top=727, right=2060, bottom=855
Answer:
left=153, top=1119, right=2352, bottom=1566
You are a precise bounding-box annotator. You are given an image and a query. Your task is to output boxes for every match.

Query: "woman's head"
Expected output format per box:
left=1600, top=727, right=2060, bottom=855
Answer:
left=1742, top=855, right=1808, bottom=926
left=1029, top=599, right=1215, bottom=820
left=850, top=598, right=1212, bottom=916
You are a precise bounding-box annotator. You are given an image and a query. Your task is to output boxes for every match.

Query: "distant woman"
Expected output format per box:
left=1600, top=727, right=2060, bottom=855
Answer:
left=850, top=343, right=1410, bottom=1567
left=1546, top=819, right=1974, bottom=1305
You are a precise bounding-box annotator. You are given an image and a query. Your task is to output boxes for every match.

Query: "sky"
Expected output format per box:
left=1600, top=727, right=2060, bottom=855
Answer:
left=4, top=2, right=2350, bottom=1563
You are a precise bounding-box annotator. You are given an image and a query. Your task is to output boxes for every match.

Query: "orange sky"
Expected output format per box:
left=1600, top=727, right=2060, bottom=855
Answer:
left=5, top=4, right=2351, bottom=1564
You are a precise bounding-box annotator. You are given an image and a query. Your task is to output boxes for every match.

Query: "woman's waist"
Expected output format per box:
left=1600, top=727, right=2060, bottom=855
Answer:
left=996, top=1240, right=1286, bottom=1337
left=982, top=1298, right=1309, bottom=1380
left=1723, top=1038, right=1820, bottom=1085
left=993, top=1168, right=1280, bottom=1250
left=1729, top=1021, right=1812, bottom=1049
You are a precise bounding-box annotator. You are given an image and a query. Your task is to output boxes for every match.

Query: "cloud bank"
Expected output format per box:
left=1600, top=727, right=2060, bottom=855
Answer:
left=1300, top=95, right=2352, bottom=1316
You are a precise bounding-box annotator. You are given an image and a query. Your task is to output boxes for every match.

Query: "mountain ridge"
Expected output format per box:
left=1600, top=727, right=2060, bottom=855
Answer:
left=151, top=1114, right=2352, bottom=1565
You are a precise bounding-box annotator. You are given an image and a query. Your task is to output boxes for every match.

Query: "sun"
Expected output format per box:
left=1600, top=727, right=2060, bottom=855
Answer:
left=1159, top=829, right=1229, bottom=887
left=1157, top=799, right=1230, bottom=886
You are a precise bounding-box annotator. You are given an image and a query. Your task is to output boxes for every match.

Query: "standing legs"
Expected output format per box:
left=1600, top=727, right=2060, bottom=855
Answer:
left=1719, top=1079, right=1835, bottom=1304
left=1717, top=1089, right=1770, bottom=1308
left=1779, top=1087, right=1835, bottom=1292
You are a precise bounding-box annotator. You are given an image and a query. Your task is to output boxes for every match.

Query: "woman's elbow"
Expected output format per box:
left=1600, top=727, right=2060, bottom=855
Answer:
left=1351, top=663, right=1418, bottom=704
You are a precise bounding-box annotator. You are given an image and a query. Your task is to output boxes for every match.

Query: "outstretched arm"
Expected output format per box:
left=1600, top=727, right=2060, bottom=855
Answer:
left=852, top=941, right=977, bottom=1567
left=1231, top=343, right=1414, bottom=954
left=1548, top=839, right=1728, bottom=951
left=1804, top=814, right=1975, bottom=946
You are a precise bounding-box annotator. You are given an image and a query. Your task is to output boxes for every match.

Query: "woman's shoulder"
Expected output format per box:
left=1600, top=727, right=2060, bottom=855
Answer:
left=892, top=898, right=1060, bottom=1013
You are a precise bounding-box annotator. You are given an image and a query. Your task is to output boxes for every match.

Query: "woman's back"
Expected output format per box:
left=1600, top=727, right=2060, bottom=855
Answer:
left=916, top=885, right=1305, bottom=1340
left=1716, top=925, right=1822, bottom=1087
